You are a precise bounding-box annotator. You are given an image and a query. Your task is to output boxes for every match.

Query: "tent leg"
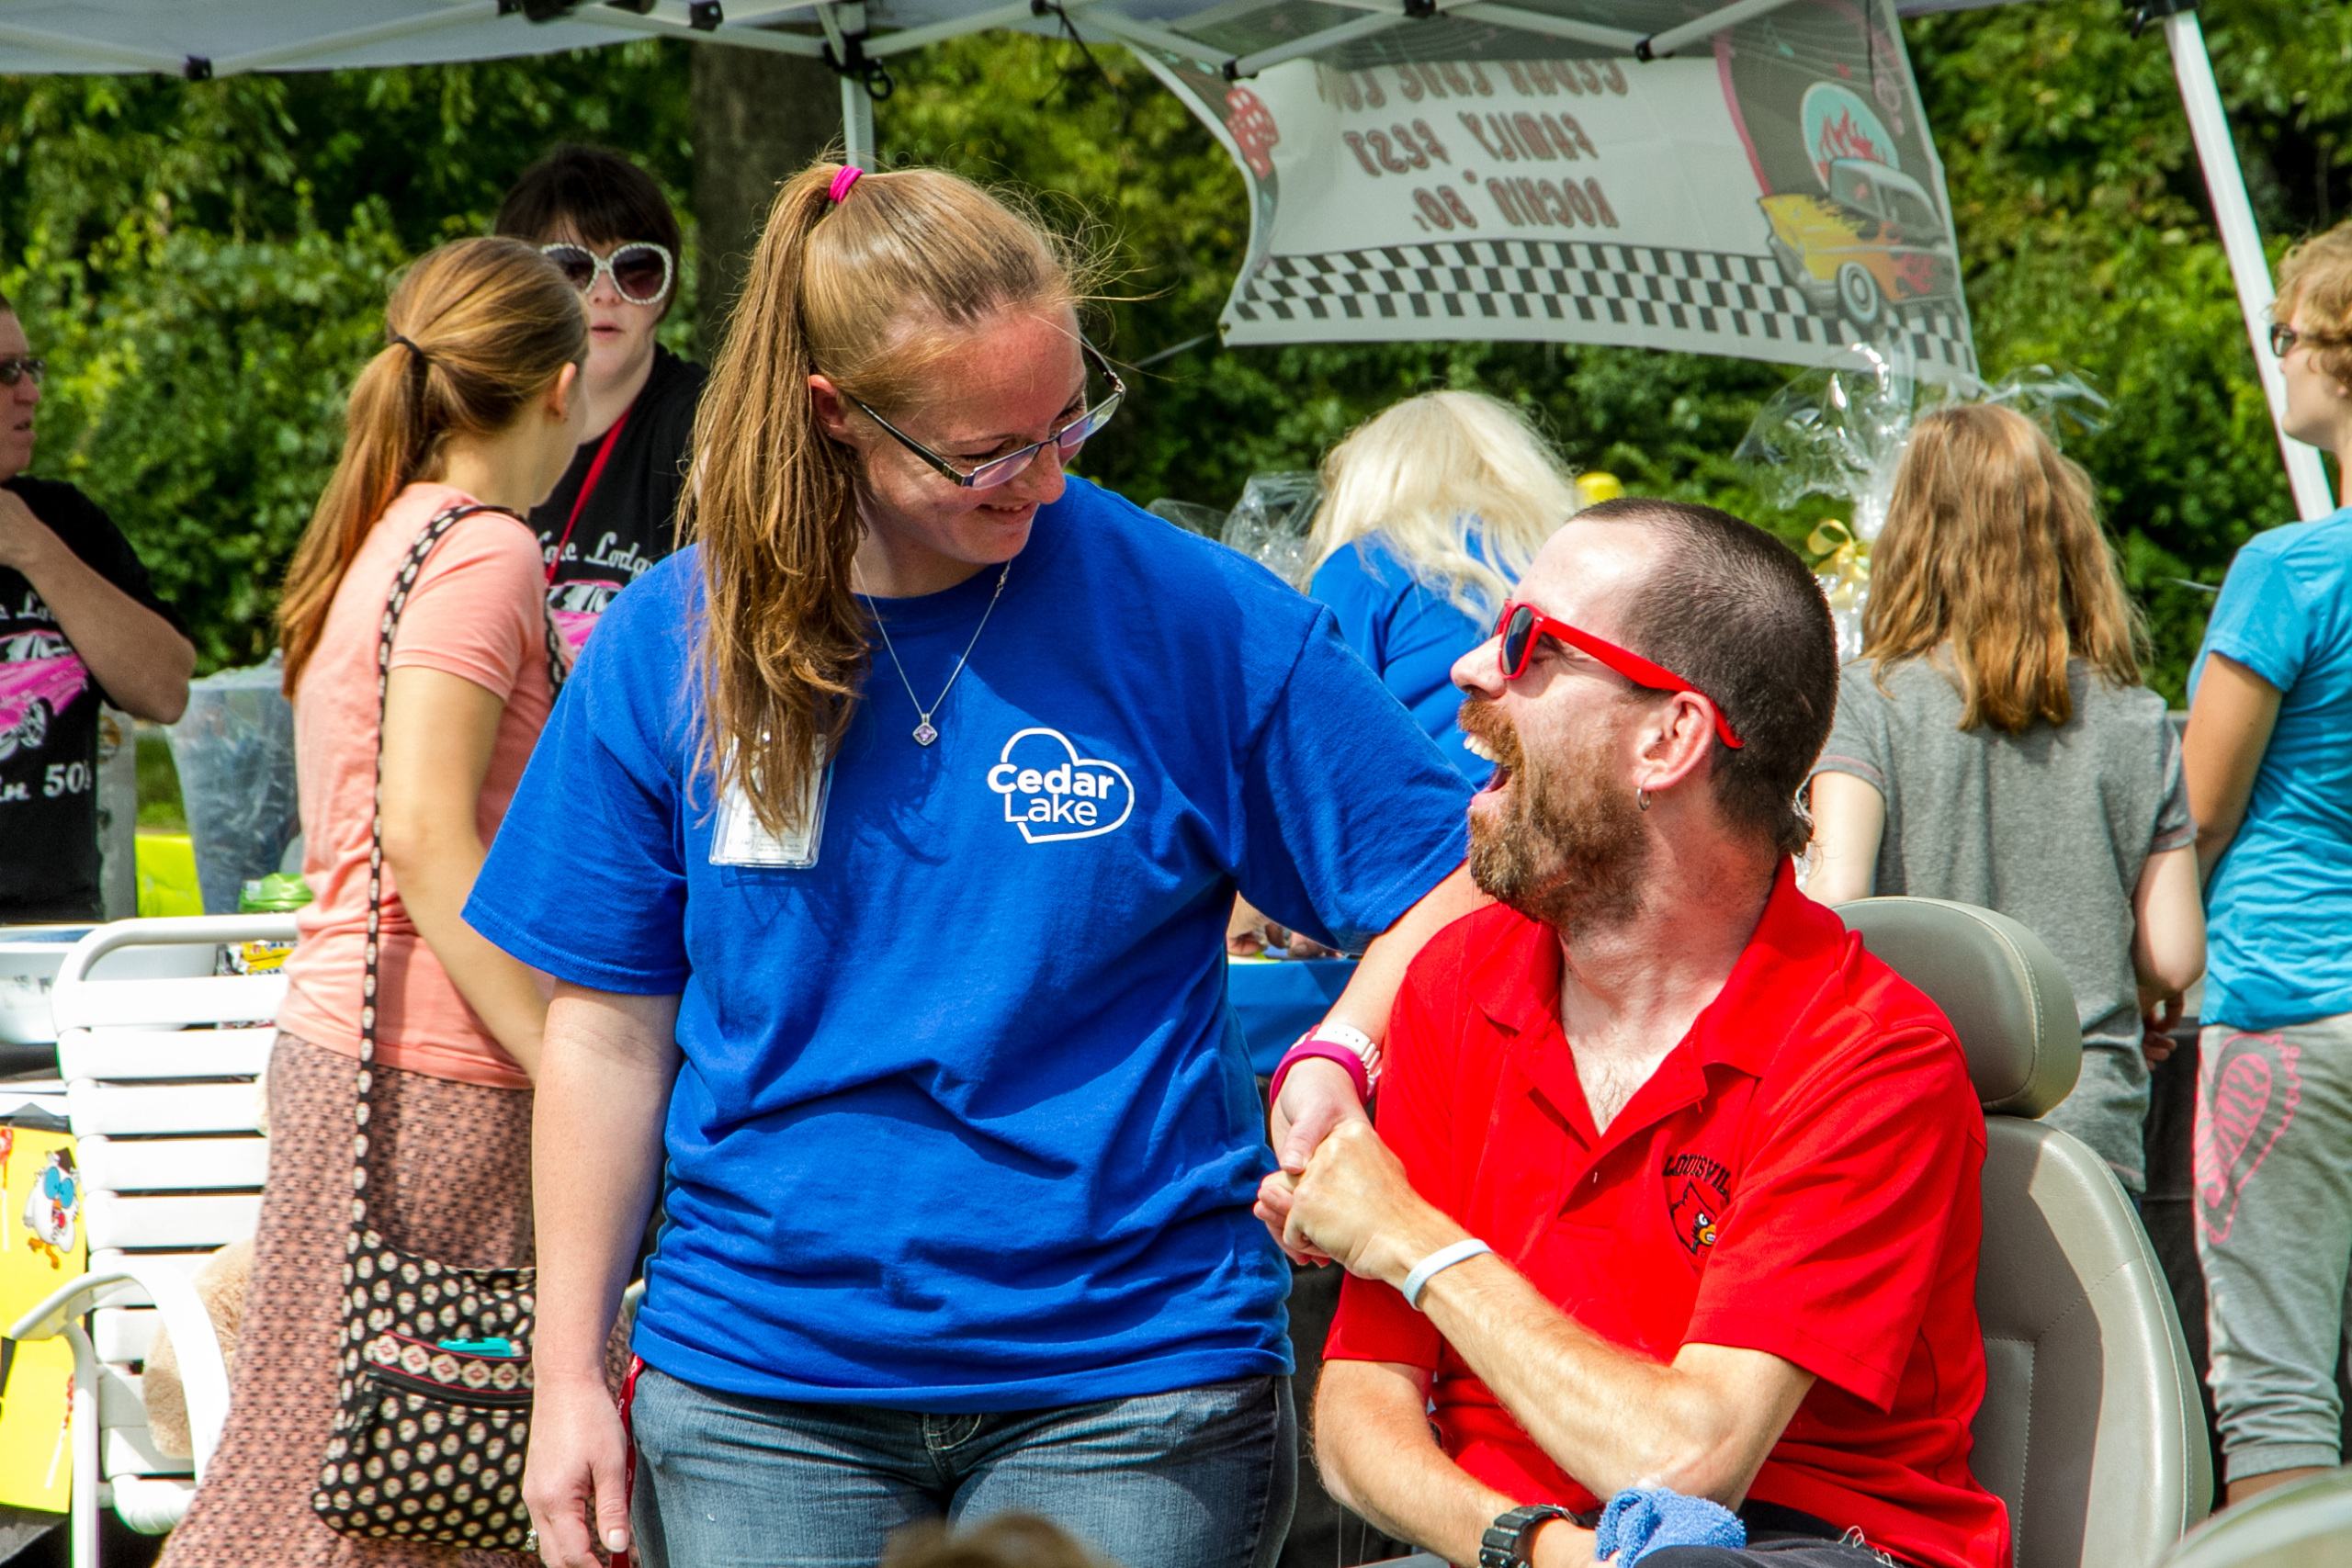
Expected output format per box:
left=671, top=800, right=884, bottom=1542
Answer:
left=842, top=76, right=875, bottom=171
left=2163, top=9, right=2336, bottom=519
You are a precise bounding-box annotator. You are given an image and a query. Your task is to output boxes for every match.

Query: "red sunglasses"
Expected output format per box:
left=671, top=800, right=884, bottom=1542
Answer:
left=1494, top=599, right=1744, bottom=750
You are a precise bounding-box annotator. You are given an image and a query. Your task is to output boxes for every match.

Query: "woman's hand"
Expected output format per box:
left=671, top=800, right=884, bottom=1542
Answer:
left=1255, top=1056, right=1368, bottom=1264
left=1227, top=895, right=1340, bottom=959
left=523, top=1375, right=633, bottom=1566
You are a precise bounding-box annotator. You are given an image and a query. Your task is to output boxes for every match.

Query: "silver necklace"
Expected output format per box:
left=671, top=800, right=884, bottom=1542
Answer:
left=859, top=561, right=1011, bottom=745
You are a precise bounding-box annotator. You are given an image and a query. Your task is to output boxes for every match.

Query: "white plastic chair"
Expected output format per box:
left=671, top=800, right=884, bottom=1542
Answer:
left=6, top=914, right=294, bottom=1566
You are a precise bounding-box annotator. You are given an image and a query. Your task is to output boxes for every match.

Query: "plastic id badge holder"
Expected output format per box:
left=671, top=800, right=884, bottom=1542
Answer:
left=709, top=745, right=833, bottom=869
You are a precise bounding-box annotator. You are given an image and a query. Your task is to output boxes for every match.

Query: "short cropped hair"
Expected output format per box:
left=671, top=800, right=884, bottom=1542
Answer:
left=1589, top=497, right=1838, bottom=858
left=2277, top=222, right=2352, bottom=386
left=494, top=143, right=683, bottom=264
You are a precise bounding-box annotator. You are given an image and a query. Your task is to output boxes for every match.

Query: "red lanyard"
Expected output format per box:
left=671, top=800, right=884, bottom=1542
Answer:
left=544, top=402, right=633, bottom=585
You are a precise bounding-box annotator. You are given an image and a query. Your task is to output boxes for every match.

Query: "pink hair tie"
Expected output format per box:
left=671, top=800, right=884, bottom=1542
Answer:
left=828, top=166, right=864, bottom=205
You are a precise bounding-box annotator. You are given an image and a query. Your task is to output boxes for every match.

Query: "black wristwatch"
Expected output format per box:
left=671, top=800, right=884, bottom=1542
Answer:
left=1478, top=1504, right=1574, bottom=1568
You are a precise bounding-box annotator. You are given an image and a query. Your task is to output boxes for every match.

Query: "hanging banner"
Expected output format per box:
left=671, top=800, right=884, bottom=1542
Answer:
left=1132, top=0, right=1976, bottom=385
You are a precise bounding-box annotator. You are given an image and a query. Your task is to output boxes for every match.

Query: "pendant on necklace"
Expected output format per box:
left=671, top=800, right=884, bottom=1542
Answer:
left=913, top=721, right=940, bottom=747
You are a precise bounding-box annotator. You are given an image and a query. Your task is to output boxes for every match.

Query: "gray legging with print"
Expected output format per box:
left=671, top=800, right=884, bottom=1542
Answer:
left=2196, top=1014, right=2352, bottom=1480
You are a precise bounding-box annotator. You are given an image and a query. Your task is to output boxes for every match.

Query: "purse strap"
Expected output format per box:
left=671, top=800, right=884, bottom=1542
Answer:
left=351, top=502, right=568, bottom=1235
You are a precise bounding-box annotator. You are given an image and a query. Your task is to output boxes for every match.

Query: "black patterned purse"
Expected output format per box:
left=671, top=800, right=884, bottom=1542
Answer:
left=310, top=503, right=570, bottom=1550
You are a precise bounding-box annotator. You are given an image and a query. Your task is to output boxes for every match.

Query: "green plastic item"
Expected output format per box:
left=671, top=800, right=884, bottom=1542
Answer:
left=238, top=873, right=313, bottom=913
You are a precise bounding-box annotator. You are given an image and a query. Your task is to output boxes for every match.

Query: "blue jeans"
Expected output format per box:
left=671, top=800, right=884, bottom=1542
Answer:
left=628, top=1367, right=1296, bottom=1568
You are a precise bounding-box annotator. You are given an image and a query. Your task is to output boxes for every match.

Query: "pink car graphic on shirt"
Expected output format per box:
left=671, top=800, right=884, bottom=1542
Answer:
left=547, top=578, right=625, bottom=653
left=0, top=630, right=89, bottom=764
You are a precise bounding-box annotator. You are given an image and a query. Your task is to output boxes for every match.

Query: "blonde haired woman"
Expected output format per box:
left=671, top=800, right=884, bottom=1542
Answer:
left=2181, top=220, right=2352, bottom=1504
left=164, top=236, right=586, bottom=1565
left=1306, top=390, right=1577, bottom=777
left=467, top=162, right=1480, bottom=1568
left=1804, top=401, right=2204, bottom=1195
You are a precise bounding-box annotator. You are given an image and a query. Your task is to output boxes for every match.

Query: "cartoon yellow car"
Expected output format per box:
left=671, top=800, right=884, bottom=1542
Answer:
left=1760, top=157, right=1958, bottom=328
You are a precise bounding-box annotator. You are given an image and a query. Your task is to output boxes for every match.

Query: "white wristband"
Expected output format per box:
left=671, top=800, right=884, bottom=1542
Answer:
left=1401, top=1238, right=1492, bottom=1311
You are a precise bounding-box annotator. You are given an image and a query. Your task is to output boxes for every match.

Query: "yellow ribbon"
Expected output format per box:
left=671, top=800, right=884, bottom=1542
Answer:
left=1805, top=519, right=1870, bottom=617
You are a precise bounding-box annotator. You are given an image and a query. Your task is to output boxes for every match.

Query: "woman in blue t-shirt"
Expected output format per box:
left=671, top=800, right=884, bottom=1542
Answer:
left=2183, top=223, right=2352, bottom=1507
left=1304, top=390, right=1578, bottom=779
left=470, top=162, right=1478, bottom=1568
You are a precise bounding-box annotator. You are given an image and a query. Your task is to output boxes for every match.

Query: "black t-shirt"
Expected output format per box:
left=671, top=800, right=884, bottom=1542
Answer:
left=0, top=477, right=185, bottom=921
left=528, top=345, right=707, bottom=650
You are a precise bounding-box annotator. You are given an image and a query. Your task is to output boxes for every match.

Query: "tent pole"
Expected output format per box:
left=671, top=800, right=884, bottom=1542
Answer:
left=2163, top=8, right=2336, bottom=518
left=842, top=74, right=875, bottom=170
left=817, top=2, right=876, bottom=170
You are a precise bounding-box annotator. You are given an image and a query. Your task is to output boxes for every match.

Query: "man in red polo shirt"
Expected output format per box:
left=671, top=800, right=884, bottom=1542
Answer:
left=1268, top=499, right=2007, bottom=1568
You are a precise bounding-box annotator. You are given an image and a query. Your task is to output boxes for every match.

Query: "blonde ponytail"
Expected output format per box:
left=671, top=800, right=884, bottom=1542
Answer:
left=278, top=236, right=586, bottom=694
left=691, top=161, right=1086, bottom=834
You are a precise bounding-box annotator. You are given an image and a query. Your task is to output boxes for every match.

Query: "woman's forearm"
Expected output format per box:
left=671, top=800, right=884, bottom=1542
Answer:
left=533, top=987, right=681, bottom=1387
left=379, top=666, right=549, bottom=1074
left=1324, top=863, right=1484, bottom=1043
left=2184, top=655, right=2282, bottom=884
left=391, top=829, right=552, bottom=1077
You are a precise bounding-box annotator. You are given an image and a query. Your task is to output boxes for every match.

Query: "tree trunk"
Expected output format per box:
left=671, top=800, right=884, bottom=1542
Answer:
left=690, top=46, right=841, bottom=358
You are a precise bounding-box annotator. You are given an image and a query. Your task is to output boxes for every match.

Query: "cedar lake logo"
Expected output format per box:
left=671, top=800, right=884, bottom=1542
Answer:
left=987, top=728, right=1135, bottom=842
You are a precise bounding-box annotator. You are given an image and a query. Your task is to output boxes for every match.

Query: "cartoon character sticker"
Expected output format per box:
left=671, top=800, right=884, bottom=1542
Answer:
left=21, top=1147, right=78, bottom=1268
left=0, top=630, right=89, bottom=765
left=547, top=577, right=627, bottom=653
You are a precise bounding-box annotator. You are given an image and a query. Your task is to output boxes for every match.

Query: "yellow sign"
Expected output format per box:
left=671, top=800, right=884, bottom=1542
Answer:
left=0, top=1111, right=83, bottom=1514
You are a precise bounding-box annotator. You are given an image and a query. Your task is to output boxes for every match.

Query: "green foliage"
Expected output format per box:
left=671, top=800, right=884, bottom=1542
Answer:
left=0, top=47, right=696, bottom=670
left=2, top=6, right=2349, bottom=700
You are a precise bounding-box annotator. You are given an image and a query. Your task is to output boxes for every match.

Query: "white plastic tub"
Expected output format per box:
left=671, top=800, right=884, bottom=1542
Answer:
left=0, top=925, right=219, bottom=1045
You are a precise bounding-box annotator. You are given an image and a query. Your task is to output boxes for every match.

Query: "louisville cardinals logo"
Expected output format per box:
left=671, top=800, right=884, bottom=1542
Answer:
left=1664, top=1152, right=1732, bottom=1259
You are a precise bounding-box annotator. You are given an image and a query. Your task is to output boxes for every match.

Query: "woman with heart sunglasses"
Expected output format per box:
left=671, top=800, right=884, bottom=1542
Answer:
left=467, top=159, right=1483, bottom=1568
left=494, top=143, right=708, bottom=651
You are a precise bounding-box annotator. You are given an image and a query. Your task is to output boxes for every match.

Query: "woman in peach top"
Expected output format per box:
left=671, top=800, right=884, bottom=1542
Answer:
left=162, top=236, right=587, bottom=1568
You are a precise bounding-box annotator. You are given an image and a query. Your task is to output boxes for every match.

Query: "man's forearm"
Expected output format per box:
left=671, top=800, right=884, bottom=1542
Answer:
left=1418, top=1256, right=1802, bottom=1506
left=1318, top=1359, right=1601, bottom=1567
left=15, top=532, right=192, bottom=721
left=532, top=987, right=679, bottom=1388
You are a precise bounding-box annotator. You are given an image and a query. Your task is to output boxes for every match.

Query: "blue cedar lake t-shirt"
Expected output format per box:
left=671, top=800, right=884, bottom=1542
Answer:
left=2192, top=506, right=2352, bottom=1030
left=467, top=478, right=1472, bottom=1410
left=1309, top=534, right=1498, bottom=780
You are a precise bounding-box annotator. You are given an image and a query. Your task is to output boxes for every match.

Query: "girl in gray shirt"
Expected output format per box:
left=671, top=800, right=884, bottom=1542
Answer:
left=1804, top=402, right=2205, bottom=1192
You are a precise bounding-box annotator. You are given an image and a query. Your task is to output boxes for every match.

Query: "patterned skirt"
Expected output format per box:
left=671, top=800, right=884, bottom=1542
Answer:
left=160, top=1032, right=537, bottom=1568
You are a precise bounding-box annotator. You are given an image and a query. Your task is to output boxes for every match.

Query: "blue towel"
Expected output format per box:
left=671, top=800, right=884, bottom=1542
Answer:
left=1594, top=1487, right=1747, bottom=1563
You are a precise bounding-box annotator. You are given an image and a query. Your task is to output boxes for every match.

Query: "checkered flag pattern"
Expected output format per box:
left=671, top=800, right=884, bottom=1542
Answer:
left=1225, top=239, right=1978, bottom=383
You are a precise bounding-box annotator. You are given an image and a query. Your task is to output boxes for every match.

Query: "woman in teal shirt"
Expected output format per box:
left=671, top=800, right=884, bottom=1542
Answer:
left=2184, top=221, right=2352, bottom=1508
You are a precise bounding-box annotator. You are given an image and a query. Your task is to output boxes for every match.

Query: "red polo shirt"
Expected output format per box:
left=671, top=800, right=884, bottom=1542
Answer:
left=1327, top=863, right=2008, bottom=1568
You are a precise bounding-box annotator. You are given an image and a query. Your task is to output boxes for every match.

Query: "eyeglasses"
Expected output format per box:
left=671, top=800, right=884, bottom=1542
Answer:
left=540, top=242, right=674, bottom=306
left=2271, top=323, right=2304, bottom=359
left=0, top=356, right=46, bottom=388
left=847, top=342, right=1125, bottom=491
left=1494, top=599, right=1744, bottom=750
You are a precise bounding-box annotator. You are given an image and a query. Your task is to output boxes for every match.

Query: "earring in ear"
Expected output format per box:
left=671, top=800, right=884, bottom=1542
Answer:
left=1636, top=788, right=1651, bottom=812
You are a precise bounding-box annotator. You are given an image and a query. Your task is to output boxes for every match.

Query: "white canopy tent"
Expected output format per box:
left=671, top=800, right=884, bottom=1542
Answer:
left=0, top=0, right=2326, bottom=514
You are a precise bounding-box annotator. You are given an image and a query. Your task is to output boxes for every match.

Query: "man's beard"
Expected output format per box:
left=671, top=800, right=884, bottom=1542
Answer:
left=1461, top=697, right=1649, bottom=938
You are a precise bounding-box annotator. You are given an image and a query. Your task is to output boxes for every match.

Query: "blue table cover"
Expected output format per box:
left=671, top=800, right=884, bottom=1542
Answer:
left=1226, top=957, right=1358, bottom=1075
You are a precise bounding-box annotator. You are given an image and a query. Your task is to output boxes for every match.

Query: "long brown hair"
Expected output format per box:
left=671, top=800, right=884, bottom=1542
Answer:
left=1862, top=401, right=2143, bottom=733
left=691, top=161, right=1084, bottom=833
left=277, top=236, right=587, bottom=694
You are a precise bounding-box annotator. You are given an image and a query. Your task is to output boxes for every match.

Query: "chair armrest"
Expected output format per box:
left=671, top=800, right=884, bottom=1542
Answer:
left=9, top=1262, right=235, bottom=1479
